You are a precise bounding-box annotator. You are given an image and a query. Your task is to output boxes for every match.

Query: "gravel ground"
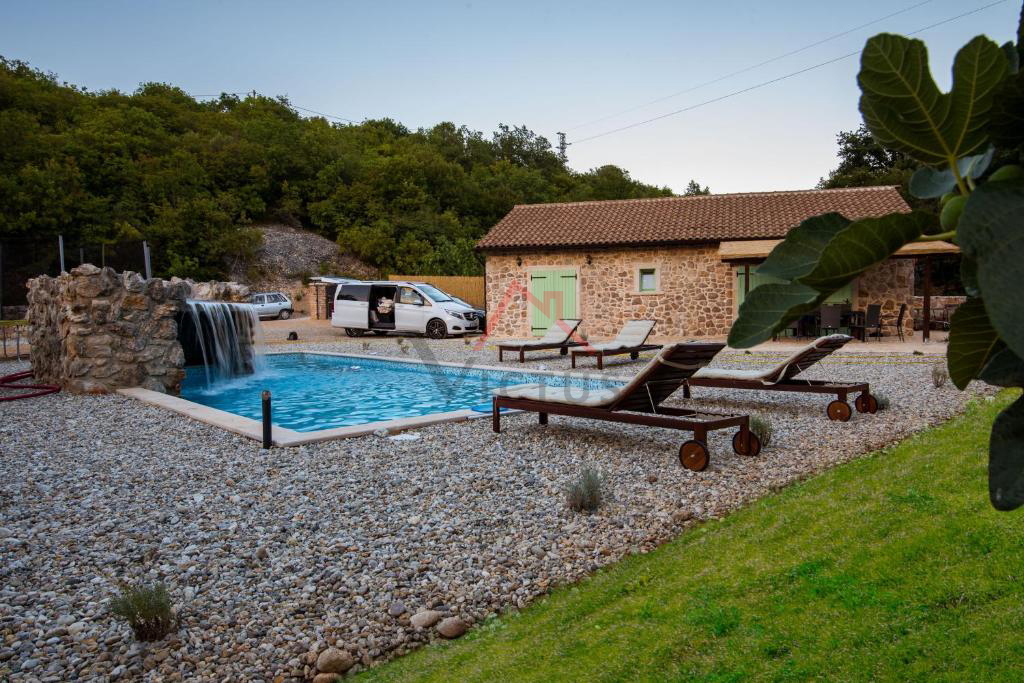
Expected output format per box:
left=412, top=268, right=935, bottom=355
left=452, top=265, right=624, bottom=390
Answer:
left=0, top=337, right=992, bottom=681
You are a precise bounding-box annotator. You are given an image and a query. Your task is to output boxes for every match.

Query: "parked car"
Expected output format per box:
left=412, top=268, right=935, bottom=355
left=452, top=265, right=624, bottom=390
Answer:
left=450, top=296, right=486, bottom=333
left=250, top=292, right=294, bottom=320
left=331, top=281, right=479, bottom=338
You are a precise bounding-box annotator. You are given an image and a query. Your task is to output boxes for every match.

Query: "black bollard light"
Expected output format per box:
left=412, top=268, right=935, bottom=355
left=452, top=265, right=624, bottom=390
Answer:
left=261, top=389, right=272, bottom=449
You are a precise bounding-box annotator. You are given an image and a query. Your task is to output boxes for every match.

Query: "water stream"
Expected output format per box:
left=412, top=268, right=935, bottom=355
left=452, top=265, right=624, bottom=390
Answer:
left=183, top=300, right=265, bottom=387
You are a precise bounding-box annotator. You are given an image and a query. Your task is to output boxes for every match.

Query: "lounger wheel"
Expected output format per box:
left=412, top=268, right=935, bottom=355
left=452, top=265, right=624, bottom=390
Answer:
left=854, top=393, right=878, bottom=414
left=679, top=440, right=710, bottom=472
left=827, top=400, right=852, bottom=422
left=732, top=430, right=762, bottom=457
left=630, top=351, right=639, bottom=360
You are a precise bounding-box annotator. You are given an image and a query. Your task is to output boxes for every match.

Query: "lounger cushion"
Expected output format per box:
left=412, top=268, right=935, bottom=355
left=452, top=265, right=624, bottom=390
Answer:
left=692, top=367, right=772, bottom=381
left=493, top=383, right=619, bottom=407
left=611, top=319, right=655, bottom=346
left=506, top=319, right=582, bottom=348
left=584, top=319, right=656, bottom=352
left=693, top=334, right=851, bottom=383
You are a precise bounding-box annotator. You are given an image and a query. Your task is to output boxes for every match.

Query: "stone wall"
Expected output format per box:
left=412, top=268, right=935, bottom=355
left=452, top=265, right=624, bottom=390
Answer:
left=27, top=265, right=251, bottom=394
left=854, top=259, right=916, bottom=337
left=484, top=246, right=916, bottom=341
left=484, top=246, right=735, bottom=341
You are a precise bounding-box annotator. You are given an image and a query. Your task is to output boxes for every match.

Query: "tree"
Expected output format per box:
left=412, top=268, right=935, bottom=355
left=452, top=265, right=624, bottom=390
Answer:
left=0, top=58, right=674, bottom=279
left=683, top=179, right=710, bottom=196
left=729, top=5, right=1024, bottom=510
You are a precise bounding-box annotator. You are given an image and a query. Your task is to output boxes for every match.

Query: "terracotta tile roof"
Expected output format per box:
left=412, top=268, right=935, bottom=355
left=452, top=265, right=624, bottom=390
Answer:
left=476, top=186, right=910, bottom=251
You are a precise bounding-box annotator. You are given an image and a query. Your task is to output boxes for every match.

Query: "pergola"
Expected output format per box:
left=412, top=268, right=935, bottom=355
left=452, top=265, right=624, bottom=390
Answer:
left=719, top=239, right=961, bottom=342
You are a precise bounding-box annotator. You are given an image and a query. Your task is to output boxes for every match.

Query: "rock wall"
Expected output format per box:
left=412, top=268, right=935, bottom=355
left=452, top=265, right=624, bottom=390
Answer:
left=27, top=264, right=252, bottom=394
left=485, top=247, right=916, bottom=341
left=854, top=260, right=916, bottom=337
left=484, top=246, right=735, bottom=341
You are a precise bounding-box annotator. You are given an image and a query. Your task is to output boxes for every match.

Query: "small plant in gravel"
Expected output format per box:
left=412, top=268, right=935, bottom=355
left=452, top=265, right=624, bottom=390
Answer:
left=750, top=415, right=774, bottom=450
left=361, top=341, right=370, bottom=351
left=931, top=363, right=949, bottom=388
left=110, top=581, right=175, bottom=642
left=874, top=392, right=891, bottom=411
left=566, top=466, right=605, bottom=513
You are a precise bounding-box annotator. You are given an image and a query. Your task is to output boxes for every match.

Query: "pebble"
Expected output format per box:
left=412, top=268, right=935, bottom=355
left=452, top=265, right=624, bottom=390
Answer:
left=436, top=617, right=467, bottom=639
left=409, top=610, right=443, bottom=629
left=0, top=342, right=988, bottom=680
left=316, top=647, right=354, bottom=674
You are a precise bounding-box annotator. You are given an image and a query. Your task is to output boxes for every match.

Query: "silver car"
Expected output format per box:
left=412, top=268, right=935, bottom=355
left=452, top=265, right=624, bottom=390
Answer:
left=251, top=292, right=294, bottom=319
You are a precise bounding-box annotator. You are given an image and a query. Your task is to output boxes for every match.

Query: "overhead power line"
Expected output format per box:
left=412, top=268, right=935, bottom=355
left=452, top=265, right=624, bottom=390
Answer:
left=189, top=91, right=359, bottom=124
left=567, top=0, right=937, bottom=132
left=569, top=0, right=1009, bottom=146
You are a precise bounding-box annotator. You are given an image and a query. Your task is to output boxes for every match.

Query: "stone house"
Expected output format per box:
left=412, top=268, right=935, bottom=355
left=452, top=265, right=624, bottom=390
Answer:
left=477, top=186, right=942, bottom=341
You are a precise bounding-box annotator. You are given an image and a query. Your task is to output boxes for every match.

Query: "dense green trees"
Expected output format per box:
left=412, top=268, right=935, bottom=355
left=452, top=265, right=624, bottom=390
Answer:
left=0, top=59, right=671, bottom=279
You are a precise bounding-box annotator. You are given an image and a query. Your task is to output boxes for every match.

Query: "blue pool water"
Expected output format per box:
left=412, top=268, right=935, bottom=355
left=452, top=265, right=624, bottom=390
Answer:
left=180, top=353, right=622, bottom=432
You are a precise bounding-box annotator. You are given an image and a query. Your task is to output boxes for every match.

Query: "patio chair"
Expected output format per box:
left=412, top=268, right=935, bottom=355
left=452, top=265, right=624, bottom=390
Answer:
left=683, top=334, right=876, bottom=421
left=497, top=319, right=584, bottom=363
left=819, top=304, right=843, bottom=336
left=570, top=319, right=662, bottom=369
left=853, top=304, right=883, bottom=341
left=492, top=342, right=761, bottom=472
left=884, top=303, right=908, bottom=342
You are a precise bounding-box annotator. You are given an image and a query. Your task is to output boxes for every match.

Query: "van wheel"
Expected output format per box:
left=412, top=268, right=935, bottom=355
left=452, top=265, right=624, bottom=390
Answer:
left=426, top=319, right=448, bottom=339
left=344, top=328, right=365, bottom=337
left=278, top=309, right=291, bottom=320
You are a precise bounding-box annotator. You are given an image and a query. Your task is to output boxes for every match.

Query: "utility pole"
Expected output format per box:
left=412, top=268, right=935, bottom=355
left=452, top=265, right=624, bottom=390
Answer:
left=58, top=235, right=66, bottom=273
left=556, top=132, right=568, bottom=163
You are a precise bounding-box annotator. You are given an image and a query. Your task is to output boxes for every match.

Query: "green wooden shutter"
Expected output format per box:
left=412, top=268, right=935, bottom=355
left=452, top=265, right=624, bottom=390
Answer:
left=736, top=268, right=787, bottom=308
left=529, top=269, right=577, bottom=336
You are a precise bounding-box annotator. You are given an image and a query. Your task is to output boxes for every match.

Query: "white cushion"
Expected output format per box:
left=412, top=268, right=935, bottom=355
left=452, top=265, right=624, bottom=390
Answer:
left=610, top=319, right=655, bottom=346
left=493, top=383, right=620, bottom=407
left=695, top=334, right=850, bottom=384
left=584, top=341, right=632, bottom=352
left=532, top=319, right=582, bottom=345
left=693, top=367, right=772, bottom=381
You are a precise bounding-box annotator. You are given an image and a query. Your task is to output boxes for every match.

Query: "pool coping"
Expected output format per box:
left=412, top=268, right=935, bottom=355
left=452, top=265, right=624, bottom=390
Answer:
left=119, top=350, right=633, bottom=447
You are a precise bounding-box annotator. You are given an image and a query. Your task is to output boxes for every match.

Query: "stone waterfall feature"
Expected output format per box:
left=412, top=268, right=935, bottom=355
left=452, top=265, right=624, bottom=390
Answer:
left=27, top=264, right=253, bottom=394
left=179, top=301, right=264, bottom=386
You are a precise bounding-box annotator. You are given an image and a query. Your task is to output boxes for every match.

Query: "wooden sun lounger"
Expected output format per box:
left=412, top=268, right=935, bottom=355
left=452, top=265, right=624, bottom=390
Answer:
left=683, top=334, right=876, bottom=421
left=492, top=342, right=761, bottom=471
left=570, top=319, right=662, bottom=369
left=497, top=319, right=584, bottom=363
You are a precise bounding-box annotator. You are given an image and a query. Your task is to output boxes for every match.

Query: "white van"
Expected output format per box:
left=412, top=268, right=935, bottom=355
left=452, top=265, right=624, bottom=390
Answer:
left=331, top=281, right=480, bottom=338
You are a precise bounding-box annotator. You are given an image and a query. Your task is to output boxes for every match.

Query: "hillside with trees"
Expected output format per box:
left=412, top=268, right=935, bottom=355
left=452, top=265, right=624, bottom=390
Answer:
left=0, top=57, right=672, bottom=280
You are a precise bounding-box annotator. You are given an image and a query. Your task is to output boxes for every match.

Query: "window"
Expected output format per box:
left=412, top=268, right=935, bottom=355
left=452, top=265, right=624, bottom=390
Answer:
left=252, top=295, right=265, bottom=304
left=337, top=284, right=370, bottom=302
left=417, top=284, right=452, bottom=302
left=399, top=287, right=425, bottom=305
left=638, top=268, right=657, bottom=292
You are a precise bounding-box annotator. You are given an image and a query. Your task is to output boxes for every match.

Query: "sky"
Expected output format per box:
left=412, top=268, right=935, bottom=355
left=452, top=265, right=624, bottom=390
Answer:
left=1, top=0, right=1019, bottom=194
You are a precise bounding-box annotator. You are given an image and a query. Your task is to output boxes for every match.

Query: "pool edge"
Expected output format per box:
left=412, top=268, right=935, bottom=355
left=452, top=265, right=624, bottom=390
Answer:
left=123, top=351, right=631, bottom=446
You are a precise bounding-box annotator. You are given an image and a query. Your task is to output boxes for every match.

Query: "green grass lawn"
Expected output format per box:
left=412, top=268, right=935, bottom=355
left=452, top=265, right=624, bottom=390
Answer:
left=358, top=392, right=1024, bottom=683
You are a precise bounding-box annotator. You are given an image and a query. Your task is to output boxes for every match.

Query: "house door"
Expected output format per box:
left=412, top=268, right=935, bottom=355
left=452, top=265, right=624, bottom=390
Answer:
left=529, top=269, right=577, bottom=336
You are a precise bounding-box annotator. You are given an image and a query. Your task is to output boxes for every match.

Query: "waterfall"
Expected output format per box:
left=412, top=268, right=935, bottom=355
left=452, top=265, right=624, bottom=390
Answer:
left=183, top=301, right=265, bottom=386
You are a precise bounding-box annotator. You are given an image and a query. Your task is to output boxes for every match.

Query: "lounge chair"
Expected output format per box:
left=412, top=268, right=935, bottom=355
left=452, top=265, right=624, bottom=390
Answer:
left=570, top=319, right=662, bottom=369
left=683, top=334, right=876, bottom=421
left=492, top=342, right=761, bottom=471
left=497, top=319, right=584, bottom=363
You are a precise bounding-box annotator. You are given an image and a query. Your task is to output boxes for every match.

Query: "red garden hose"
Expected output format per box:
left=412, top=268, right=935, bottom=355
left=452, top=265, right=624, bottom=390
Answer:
left=0, top=370, right=61, bottom=401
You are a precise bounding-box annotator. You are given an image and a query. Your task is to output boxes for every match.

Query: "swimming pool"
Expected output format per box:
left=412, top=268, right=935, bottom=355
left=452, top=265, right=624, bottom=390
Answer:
left=180, top=352, right=622, bottom=432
